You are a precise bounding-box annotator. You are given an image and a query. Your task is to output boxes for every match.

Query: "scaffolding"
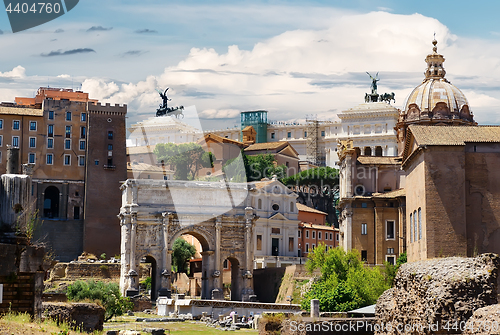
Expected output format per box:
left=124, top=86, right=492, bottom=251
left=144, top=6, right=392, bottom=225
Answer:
left=306, top=116, right=324, bottom=166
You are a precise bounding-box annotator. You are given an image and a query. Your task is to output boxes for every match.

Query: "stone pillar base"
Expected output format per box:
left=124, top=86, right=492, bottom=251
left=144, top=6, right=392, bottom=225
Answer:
left=126, top=289, right=139, bottom=297
left=211, top=288, right=224, bottom=300
left=158, top=288, right=171, bottom=298
left=241, top=288, right=256, bottom=302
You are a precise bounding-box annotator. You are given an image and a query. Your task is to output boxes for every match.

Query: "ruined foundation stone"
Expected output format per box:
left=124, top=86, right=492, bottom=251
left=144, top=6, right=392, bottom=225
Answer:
left=375, top=254, right=499, bottom=335
left=463, top=304, right=500, bottom=335
left=42, top=302, right=105, bottom=332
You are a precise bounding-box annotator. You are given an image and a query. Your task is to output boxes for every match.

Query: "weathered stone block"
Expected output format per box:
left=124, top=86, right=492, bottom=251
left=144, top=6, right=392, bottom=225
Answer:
left=42, top=302, right=105, bottom=332
left=375, top=254, right=499, bottom=335
left=463, top=304, right=500, bottom=335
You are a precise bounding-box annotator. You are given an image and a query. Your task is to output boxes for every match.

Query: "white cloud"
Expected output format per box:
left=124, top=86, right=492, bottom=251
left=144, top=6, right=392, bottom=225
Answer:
left=57, top=74, right=71, bottom=79
left=199, top=109, right=241, bottom=119
left=0, top=66, right=26, bottom=79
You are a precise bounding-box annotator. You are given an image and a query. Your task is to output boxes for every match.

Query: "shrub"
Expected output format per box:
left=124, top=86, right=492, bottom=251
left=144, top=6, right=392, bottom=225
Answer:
left=301, top=245, right=389, bottom=312
left=67, top=280, right=133, bottom=321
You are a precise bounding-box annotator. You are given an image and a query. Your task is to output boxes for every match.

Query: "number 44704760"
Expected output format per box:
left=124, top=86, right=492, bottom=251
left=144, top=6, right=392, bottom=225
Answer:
left=5, top=2, right=61, bottom=14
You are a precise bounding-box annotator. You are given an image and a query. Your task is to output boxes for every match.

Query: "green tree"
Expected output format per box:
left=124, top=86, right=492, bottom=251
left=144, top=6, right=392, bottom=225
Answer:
left=154, top=142, right=215, bottom=180
left=171, top=238, right=196, bottom=273
left=223, top=151, right=287, bottom=182
left=67, top=280, right=133, bottom=321
left=384, top=252, right=408, bottom=286
left=301, top=245, right=389, bottom=312
left=281, top=166, right=339, bottom=191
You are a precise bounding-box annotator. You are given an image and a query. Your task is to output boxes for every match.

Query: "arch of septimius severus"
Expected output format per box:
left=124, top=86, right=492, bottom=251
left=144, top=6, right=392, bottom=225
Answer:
left=118, top=179, right=258, bottom=301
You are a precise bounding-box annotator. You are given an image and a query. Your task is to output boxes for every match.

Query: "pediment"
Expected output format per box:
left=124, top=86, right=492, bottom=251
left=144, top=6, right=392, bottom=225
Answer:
left=269, top=212, right=288, bottom=220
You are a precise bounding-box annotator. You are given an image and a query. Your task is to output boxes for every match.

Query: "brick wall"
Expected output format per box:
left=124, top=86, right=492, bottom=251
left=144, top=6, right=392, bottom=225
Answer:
left=0, top=272, right=43, bottom=316
left=34, top=220, right=83, bottom=262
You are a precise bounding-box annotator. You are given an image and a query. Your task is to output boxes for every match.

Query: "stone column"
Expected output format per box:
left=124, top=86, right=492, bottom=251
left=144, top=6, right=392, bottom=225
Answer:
left=311, top=299, right=320, bottom=318
left=118, top=212, right=131, bottom=297
left=159, top=212, right=171, bottom=297
left=201, top=250, right=214, bottom=299
left=211, top=217, right=224, bottom=300
left=241, top=207, right=255, bottom=302
left=126, top=213, right=139, bottom=296
left=371, top=146, right=376, bottom=156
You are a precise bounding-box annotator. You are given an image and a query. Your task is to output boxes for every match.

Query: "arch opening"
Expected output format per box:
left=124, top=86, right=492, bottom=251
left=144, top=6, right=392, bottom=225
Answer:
left=141, top=255, right=157, bottom=301
left=171, top=233, right=204, bottom=298
left=43, top=186, right=60, bottom=218
left=223, top=257, right=241, bottom=301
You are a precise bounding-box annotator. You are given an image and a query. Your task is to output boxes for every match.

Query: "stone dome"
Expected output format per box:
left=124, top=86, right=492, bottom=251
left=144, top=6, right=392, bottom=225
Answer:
left=400, top=40, right=474, bottom=124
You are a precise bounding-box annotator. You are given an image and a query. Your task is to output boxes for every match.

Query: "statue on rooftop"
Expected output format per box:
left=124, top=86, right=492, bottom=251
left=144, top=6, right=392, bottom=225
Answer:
left=366, top=72, right=379, bottom=95
left=156, top=87, right=184, bottom=118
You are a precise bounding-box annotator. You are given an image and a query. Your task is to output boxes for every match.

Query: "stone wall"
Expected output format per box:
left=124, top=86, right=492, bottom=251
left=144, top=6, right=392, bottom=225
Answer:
left=48, top=262, right=150, bottom=281
left=34, top=219, right=84, bottom=262
left=253, top=267, right=286, bottom=303
left=375, top=254, right=499, bottom=335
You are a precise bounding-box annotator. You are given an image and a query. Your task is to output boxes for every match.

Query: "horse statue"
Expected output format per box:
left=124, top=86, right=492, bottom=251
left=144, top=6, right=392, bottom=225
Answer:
left=379, top=92, right=396, bottom=104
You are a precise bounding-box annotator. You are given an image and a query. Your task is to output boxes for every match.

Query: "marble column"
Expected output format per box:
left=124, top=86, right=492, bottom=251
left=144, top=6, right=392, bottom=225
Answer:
left=211, top=217, right=224, bottom=300
left=241, top=208, right=255, bottom=302
left=126, top=213, right=139, bottom=296
left=159, top=212, right=171, bottom=297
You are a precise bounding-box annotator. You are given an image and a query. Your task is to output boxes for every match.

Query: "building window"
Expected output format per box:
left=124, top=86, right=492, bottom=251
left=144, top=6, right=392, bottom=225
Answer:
left=336, top=233, right=339, bottom=241
left=414, top=210, right=417, bottom=243
left=13, top=120, right=20, bottom=130
left=318, top=232, right=322, bottom=240
left=46, top=154, right=53, bottom=165
left=289, top=237, right=294, bottom=252
left=0, top=135, right=2, bottom=146
left=48, top=125, right=54, bottom=137
left=298, top=230, right=301, bottom=238
left=305, top=243, right=309, bottom=252
left=65, top=139, right=71, bottom=150
left=108, top=144, right=113, bottom=150
left=81, top=126, right=86, bottom=139
left=66, top=111, right=72, bottom=121
left=223, top=259, right=229, bottom=269
left=29, top=121, right=37, bottom=131
left=47, top=138, right=54, bottom=149
left=306, top=230, right=309, bottom=238
left=257, top=198, right=262, bottom=209
left=330, top=233, right=333, bottom=240
left=0, top=119, right=3, bottom=129
left=272, top=203, right=279, bottom=211
left=271, top=133, right=275, bottom=139
left=312, top=231, right=316, bottom=239
left=361, top=223, right=367, bottom=235
left=28, top=153, right=35, bottom=164
left=321, top=130, right=325, bottom=137
left=107, top=158, right=113, bottom=166
left=387, top=248, right=394, bottom=254
left=64, top=154, right=71, bottom=166
left=312, top=244, right=315, bottom=250
left=304, top=131, right=307, bottom=137
left=95, top=160, right=99, bottom=166
left=418, top=208, right=422, bottom=240
left=410, top=213, right=413, bottom=243
left=81, top=113, right=86, bottom=122
left=287, top=132, right=291, bottom=138
left=65, top=126, right=71, bottom=138
left=48, top=111, right=54, bottom=120
left=78, top=156, right=85, bottom=166
left=361, top=202, right=367, bottom=208
left=74, top=206, right=80, bottom=220
left=361, top=250, right=367, bottom=262
left=108, top=131, right=113, bottom=140
left=29, top=137, right=36, bottom=148
left=386, top=220, right=395, bottom=240
left=79, top=140, right=85, bottom=151
left=386, top=256, right=395, bottom=265
left=12, top=136, right=19, bottom=148
left=256, top=235, right=262, bottom=251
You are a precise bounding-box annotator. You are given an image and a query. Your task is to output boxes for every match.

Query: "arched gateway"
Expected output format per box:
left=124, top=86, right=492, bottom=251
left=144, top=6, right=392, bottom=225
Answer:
left=118, top=179, right=257, bottom=301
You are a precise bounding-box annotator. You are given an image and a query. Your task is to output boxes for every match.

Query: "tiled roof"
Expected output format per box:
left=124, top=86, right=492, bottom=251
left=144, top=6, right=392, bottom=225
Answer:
left=0, top=106, right=43, bottom=116
left=252, top=180, right=274, bottom=189
left=201, top=133, right=247, bottom=147
left=356, top=156, right=401, bottom=165
left=127, top=161, right=170, bottom=172
left=296, top=203, right=327, bottom=215
left=372, top=188, right=406, bottom=198
left=300, top=223, right=337, bottom=231
left=409, top=125, right=500, bottom=146
left=126, top=145, right=156, bottom=155
left=244, top=141, right=288, bottom=151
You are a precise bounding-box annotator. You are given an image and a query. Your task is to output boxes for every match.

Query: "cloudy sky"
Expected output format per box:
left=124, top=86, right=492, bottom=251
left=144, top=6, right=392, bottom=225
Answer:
left=1, top=0, right=500, bottom=131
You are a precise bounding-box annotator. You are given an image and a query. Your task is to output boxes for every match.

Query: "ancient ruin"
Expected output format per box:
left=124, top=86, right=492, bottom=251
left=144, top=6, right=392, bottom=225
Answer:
left=118, top=179, right=258, bottom=301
